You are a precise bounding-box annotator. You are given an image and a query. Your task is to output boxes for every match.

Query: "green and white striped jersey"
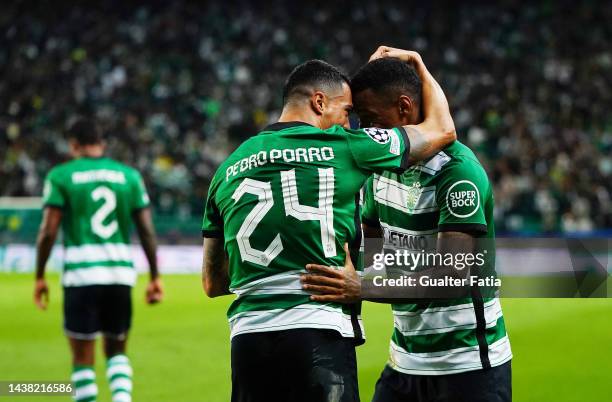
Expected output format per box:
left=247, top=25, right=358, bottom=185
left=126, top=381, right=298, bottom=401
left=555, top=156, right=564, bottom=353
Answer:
left=362, top=140, right=512, bottom=375
left=42, top=157, right=150, bottom=287
left=202, top=122, right=410, bottom=340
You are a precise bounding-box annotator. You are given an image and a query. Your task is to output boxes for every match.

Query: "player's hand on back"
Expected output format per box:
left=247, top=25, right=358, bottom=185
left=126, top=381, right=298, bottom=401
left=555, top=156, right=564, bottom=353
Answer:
left=146, top=277, right=164, bottom=304
left=301, top=243, right=361, bottom=304
left=33, top=278, right=49, bottom=310
left=369, top=45, right=423, bottom=67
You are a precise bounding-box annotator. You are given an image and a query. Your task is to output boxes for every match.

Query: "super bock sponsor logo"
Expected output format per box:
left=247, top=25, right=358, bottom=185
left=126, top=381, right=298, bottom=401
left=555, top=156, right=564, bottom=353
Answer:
left=446, top=180, right=480, bottom=218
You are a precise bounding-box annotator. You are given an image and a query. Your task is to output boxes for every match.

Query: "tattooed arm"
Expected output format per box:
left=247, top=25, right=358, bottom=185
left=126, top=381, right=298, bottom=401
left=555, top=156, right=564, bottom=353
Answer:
left=202, top=237, right=231, bottom=297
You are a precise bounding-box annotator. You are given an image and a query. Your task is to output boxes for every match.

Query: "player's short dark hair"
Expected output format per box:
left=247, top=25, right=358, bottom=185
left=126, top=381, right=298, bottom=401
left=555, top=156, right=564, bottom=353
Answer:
left=350, top=58, right=422, bottom=106
left=66, top=116, right=101, bottom=145
left=282, top=59, right=349, bottom=105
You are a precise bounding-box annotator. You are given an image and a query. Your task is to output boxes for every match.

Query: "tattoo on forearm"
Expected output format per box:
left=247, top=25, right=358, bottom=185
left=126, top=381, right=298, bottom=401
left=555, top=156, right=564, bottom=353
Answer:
left=204, top=240, right=230, bottom=292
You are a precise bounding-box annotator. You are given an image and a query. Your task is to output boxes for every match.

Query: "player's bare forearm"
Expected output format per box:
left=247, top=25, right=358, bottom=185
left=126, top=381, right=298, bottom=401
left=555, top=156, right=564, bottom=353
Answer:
left=370, top=46, right=456, bottom=162
left=35, top=207, right=62, bottom=279
left=303, top=232, right=476, bottom=303
left=365, top=231, right=476, bottom=303
left=405, top=57, right=457, bottom=162
left=403, top=64, right=456, bottom=163
left=404, top=125, right=455, bottom=165
left=414, top=59, right=454, bottom=136
left=202, top=237, right=231, bottom=297
left=133, top=207, right=159, bottom=280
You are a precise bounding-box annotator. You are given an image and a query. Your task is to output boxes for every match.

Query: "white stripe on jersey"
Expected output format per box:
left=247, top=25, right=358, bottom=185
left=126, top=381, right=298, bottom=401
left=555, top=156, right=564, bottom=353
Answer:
left=393, top=299, right=503, bottom=335
left=411, top=152, right=452, bottom=175
left=389, top=335, right=512, bottom=375
left=379, top=222, right=439, bottom=237
left=62, top=266, right=136, bottom=287
left=228, top=303, right=364, bottom=340
left=373, top=175, right=437, bottom=214
left=231, top=270, right=313, bottom=298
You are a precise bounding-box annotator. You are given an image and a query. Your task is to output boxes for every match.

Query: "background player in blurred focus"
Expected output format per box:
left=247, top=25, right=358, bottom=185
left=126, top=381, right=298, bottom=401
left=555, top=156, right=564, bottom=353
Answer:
left=302, top=47, right=512, bottom=402
left=33, top=117, right=163, bottom=402
left=202, top=51, right=456, bottom=401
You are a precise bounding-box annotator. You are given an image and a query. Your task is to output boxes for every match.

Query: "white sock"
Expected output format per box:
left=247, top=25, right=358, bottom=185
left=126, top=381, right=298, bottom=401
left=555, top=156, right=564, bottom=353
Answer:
left=106, top=354, right=133, bottom=402
left=71, top=366, right=98, bottom=402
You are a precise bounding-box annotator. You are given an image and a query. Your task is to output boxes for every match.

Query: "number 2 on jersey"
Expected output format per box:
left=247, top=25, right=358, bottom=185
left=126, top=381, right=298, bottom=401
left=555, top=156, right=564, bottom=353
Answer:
left=231, top=168, right=336, bottom=266
left=91, top=186, right=119, bottom=239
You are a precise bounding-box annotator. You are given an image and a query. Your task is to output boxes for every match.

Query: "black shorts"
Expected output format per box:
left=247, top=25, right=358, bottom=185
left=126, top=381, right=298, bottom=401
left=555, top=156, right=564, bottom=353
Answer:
left=372, top=362, right=511, bottom=402
left=231, top=329, right=360, bottom=402
left=63, top=285, right=132, bottom=340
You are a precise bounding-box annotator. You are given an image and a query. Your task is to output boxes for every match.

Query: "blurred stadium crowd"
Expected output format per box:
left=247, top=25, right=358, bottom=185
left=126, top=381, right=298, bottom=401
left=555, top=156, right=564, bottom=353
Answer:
left=1, top=1, right=610, bottom=234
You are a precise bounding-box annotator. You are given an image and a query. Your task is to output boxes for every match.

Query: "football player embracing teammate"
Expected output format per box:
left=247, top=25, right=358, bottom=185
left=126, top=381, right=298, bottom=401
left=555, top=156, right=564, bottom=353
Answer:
left=202, top=47, right=456, bottom=402
left=303, top=47, right=512, bottom=402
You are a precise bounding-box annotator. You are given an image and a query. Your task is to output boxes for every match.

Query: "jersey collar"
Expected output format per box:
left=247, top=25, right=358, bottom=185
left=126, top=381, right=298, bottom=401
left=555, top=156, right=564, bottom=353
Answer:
left=262, top=121, right=314, bottom=132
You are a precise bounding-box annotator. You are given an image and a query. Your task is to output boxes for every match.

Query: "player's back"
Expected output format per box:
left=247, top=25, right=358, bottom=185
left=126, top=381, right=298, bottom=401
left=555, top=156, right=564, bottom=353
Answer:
left=203, top=121, right=410, bottom=339
left=43, top=157, right=150, bottom=287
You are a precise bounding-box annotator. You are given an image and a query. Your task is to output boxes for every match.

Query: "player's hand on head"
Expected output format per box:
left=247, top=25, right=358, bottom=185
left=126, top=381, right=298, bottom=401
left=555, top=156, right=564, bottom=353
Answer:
left=146, top=277, right=164, bottom=305
left=33, top=278, right=49, bottom=310
left=301, top=243, right=361, bottom=304
left=369, top=46, right=423, bottom=67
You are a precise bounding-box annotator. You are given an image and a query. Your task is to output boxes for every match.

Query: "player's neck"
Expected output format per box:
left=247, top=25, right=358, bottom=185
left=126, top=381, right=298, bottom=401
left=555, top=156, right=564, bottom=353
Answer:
left=75, top=145, right=105, bottom=159
left=278, top=107, right=320, bottom=129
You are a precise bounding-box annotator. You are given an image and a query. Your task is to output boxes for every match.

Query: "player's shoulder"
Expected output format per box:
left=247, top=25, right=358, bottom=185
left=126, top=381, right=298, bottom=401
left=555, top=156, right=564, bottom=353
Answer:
left=46, top=158, right=80, bottom=179
left=438, top=141, right=485, bottom=171
left=328, top=125, right=396, bottom=140
left=437, top=141, right=490, bottom=187
left=99, top=158, right=142, bottom=178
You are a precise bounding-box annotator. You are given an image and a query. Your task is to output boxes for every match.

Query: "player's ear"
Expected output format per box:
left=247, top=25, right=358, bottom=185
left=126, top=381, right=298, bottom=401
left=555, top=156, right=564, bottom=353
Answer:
left=398, top=95, right=419, bottom=124
left=398, top=95, right=414, bottom=117
left=68, top=139, right=80, bottom=157
left=310, top=91, right=326, bottom=116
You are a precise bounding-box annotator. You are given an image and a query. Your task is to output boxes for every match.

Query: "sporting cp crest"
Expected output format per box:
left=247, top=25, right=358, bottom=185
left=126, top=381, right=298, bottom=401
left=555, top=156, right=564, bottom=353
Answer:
left=405, top=182, right=423, bottom=212
left=363, top=127, right=393, bottom=144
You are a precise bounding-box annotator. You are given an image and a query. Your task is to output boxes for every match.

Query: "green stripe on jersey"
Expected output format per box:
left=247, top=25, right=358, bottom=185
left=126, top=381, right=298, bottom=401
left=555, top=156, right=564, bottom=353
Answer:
left=391, top=297, right=495, bottom=313
left=65, top=260, right=133, bottom=270
left=228, top=293, right=341, bottom=318
left=391, top=317, right=507, bottom=354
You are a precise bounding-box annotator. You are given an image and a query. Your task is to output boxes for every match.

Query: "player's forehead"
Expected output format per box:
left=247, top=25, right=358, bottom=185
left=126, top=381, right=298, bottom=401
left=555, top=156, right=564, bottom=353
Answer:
left=353, top=89, right=387, bottom=116
left=329, top=82, right=352, bottom=107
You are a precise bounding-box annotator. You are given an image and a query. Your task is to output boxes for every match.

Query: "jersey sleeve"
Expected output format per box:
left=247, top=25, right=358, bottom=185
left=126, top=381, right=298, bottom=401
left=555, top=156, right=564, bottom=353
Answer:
left=436, top=161, right=490, bottom=234
left=131, top=171, right=151, bottom=211
left=361, top=176, right=379, bottom=227
left=42, top=170, right=66, bottom=208
left=346, top=127, right=410, bottom=174
left=202, top=179, right=223, bottom=238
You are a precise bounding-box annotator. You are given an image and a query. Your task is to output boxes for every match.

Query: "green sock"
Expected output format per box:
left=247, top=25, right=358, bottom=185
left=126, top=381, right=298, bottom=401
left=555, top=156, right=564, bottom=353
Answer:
left=106, top=354, right=133, bottom=402
left=71, top=365, right=97, bottom=402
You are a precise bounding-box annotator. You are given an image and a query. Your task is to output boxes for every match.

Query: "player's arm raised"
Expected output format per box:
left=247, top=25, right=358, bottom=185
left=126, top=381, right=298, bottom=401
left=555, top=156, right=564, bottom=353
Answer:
left=371, top=46, right=456, bottom=163
left=34, top=207, right=62, bottom=310
left=202, top=237, right=231, bottom=297
left=133, top=207, right=164, bottom=304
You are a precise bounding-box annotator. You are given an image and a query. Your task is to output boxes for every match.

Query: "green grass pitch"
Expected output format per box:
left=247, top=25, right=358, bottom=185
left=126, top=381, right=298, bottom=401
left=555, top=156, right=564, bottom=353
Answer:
left=1, top=274, right=610, bottom=401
